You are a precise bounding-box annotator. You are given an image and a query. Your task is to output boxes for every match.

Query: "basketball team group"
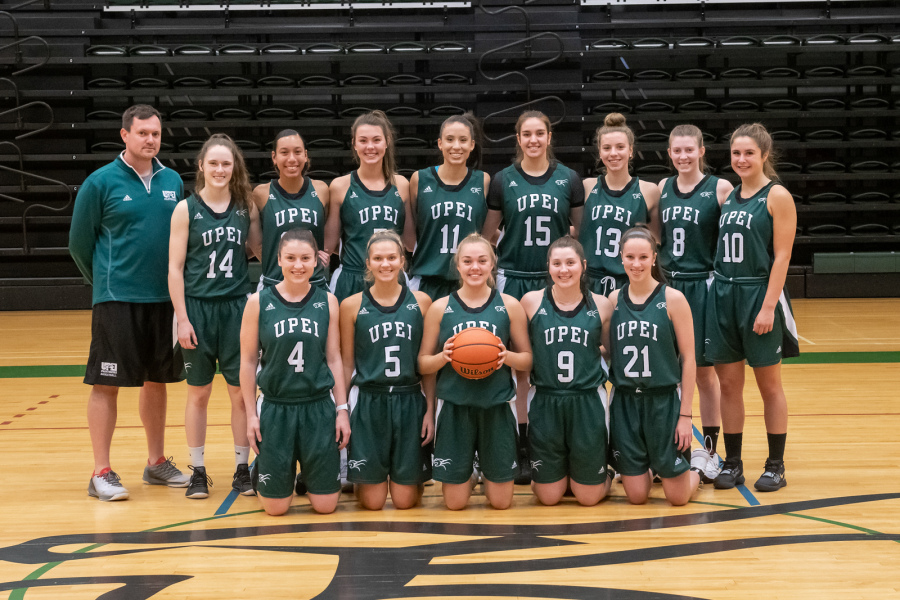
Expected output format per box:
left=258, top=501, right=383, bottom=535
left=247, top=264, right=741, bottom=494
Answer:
left=68, top=103, right=799, bottom=515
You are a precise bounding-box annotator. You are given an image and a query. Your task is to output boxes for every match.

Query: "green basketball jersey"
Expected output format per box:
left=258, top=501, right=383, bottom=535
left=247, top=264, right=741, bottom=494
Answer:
left=714, top=182, right=776, bottom=280
left=411, top=167, right=487, bottom=279
left=659, top=175, right=721, bottom=275
left=609, top=283, right=680, bottom=391
left=183, top=193, right=252, bottom=298
left=257, top=285, right=334, bottom=402
left=339, top=171, right=405, bottom=271
left=491, top=162, right=579, bottom=274
left=353, top=285, right=423, bottom=388
left=260, top=179, right=326, bottom=286
left=529, top=288, right=606, bottom=391
left=579, top=177, right=649, bottom=280
left=436, top=289, right=514, bottom=408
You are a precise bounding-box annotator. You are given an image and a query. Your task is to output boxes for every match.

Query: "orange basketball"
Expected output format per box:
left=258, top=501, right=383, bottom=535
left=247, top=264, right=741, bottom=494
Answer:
left=451, top=327, right=502, bottom=380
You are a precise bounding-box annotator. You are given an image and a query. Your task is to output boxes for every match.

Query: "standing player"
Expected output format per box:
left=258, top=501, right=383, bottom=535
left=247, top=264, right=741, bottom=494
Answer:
left=168, top=134, right=261, bottom=499
left=340, top=231, right=434, bottom=510
left=69, top=104, right=188, bottom=501
left=419, top=234, right=532, bottom=510
left=657, top=125, right=734, bottom=483
left=580, top=113, right=660, bottom=297
left=409, top=113, right=489, bottom=300
left=251, top=129, right=330, bottom=289
left=481, top=110, right=583, bottom=484
left=519, top=236, right=614, bottom=506
left=604, top=227, right=701, bottom=506
left=706, top=123, right=799, bottom=493
left=240, top=229, right=350, bottom=515
left=325, top=110, right=413, bottom=302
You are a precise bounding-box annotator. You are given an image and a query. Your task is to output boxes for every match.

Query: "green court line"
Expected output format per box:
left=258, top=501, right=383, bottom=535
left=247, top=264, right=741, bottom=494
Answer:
left=1, top=351, right=895, bottom=379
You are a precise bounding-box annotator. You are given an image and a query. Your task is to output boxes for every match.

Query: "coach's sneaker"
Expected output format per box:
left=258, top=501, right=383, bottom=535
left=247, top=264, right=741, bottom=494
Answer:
left=232, top=464, right=255, bottom=496
left=185, top=466, right=211, bottom=499
left=713, top=458, right=745, bottom=489
left=754, top=459, right=787, bottom=492
left=88, top=469, right=129, bottom=501
left=143, top=456, right=190, bottom=488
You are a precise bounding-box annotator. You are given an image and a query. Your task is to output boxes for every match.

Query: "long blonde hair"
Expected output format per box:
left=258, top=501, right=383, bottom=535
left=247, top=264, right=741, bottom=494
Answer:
left=364, top=230, right=405, bottom=283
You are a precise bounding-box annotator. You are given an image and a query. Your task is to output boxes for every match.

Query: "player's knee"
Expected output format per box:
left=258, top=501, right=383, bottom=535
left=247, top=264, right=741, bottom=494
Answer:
left=309, top=495, right=339, bottom=514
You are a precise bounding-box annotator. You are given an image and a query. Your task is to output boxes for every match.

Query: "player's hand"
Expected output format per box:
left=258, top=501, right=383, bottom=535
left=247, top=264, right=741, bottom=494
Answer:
left=317, top=250, right=330, bottom=266
left=335, top=409, right=351, bottom=450
left=421, top=409, right=435, bottom=446
left=441, top=333, right=457, bottom=364
left=674, top=415, right=692, bottom=453
left=247, top=415, right=262, bottom=455
left=496, top=341, right=508, bottom=368
left=177, top=320, right=198, bottom=349
left=753, top=307, right=775, bottom=335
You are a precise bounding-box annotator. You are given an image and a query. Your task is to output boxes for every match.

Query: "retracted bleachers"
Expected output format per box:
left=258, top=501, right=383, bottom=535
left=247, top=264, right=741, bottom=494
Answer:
left=1, top=0, right=898, bottom=307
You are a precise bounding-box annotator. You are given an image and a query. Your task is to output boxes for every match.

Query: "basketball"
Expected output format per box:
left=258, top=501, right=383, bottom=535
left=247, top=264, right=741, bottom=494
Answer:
left=451, top=327, right=502, bottom=380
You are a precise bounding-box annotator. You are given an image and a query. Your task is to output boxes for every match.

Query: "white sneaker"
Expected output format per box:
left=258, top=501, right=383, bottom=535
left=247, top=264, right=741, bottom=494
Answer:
left=88, top=469, right=130, bottom=501
left=690, top=448, right=710, bottom=480
left=703, top=451, right=723, bottom=483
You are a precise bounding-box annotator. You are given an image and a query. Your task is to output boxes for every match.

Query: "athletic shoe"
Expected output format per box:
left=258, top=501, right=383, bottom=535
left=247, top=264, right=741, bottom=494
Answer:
left=754, top=459, right=787, bottom=492
left=472, top=452, right=483, bottom=484
left=232, top=464, right=254, bottom=496
left=514, top=448, right=531, bottom=485
left=713, top=458, right=745, bottom=489
left=650, top=469, right=662, bottom=484
left=143, top=457, right=190, bottom=487
left=294, top=472, right=307, bottom=496
left=702, top=435, right=723, bottom=483
left=185, top=466, right=211, bottom=499
left=250, top=461, right=259, bottom=495
left=690, top=448, right=711, bottom=479
left=88, top=469, right=129, bottom=501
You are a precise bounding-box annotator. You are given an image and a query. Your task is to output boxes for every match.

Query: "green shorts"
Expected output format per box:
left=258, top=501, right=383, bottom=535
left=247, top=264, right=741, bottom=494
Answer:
left=432, top=399, right=518, bottom=485
left=329, top=265, right=366, bottom=303
left=587, top=270, right=627, bottom=297
left=497, top=269, right=546, bottom=300
left=528, top=388, right=610, bottom=485
left=409, top=274, right=457, bottom=302
left=668, top=274, right=714, bottom=368
left=609, top=386, right=690, bottom=479
left=182, top=294, right=247, bottom=386
left=705, top=278, right=788, bottom=368
left=256, top=393, right=341, bottom=498
left=347, top=386, right=432, bottom=485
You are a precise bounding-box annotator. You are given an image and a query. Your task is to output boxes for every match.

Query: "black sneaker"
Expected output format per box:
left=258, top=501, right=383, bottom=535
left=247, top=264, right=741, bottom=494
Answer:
left=185, top=466, right=212, bottom=499
left=233, top=464, right=255, bottom=496
left=754, top=459, right=787, bottom=492
left=514, top=440, right=531, bottom=485
left=713, top=458, right=745, bottom=489
left=294, top=471, right=307, bottom=496
left=250, top=461, right=259, bottom=495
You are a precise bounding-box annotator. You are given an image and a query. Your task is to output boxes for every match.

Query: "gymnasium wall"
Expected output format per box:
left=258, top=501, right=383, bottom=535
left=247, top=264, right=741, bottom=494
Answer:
left=1, top=0, right=898, bottom=309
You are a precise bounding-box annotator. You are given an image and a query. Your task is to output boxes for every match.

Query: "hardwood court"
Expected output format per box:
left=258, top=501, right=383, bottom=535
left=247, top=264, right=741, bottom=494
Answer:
left=1, top=299, right=899, bottom=600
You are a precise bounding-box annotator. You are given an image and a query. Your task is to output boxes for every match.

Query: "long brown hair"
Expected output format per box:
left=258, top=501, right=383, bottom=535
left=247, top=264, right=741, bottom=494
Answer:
left=593, top=112, right=635, bottom=174
left=455, top=233, right=497, bottom=289
left=514, top=110, right=555, bottom=166
left=547, top=235, right=590, bottom=302
left=620, top=226, right=666, bottom=284
left=668, top=124, right=707, bottom=174
left=350, top=110, right=397, bottom=187
left=731, top=122, right=779, bottom=181
left=194, top=133, right=251, bottom=211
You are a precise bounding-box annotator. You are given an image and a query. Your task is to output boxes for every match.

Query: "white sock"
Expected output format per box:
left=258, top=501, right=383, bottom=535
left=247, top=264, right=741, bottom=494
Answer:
left=188, top=446, right=205, bottom=468
left=235, top=445, right=250, bottom=467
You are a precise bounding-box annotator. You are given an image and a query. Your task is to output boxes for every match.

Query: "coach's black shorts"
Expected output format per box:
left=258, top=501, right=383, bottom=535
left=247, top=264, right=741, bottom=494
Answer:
left=84, top=301, right=184, bottom=387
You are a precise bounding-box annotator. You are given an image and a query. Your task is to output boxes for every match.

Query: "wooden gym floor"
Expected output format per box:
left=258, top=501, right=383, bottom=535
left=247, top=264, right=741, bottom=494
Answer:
left=1, top=298, right=898, bottom=600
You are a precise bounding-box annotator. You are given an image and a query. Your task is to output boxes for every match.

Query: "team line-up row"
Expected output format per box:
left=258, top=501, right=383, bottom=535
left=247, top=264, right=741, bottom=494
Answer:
left=68, top=105, right=798, bottom=514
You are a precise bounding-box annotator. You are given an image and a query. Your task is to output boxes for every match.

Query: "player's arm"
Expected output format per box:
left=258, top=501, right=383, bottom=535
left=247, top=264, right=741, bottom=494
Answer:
left=501, top=294, right=533, bottom=372
left=413, top=289, right=436, bottom=445
left=246, top=201, right=262, bottom=260
left=601, top=289, right=619, bottom=362
left=715, top=177, right=734, bottom=206
left=326, top=292, right=351, bottom=450
left=667, top=287, right=695, bottom=452
left=592, top=292, right=614, bottom=362
left=481, top=172, right=504, bottom=246
left=324, top=175, right=350, bottom=262
left=248, top=183, right=268, bottom=261
left=640, top=179, right=662, bottom=243
left=418, top=296, right=452, bottom=375
left=310, top=179, right=331, bottom=265
left=167, top=200, right=197, bottom=349
left=408, top=170, right=419, bottom=232
left=239, top=293, right=262, bottom=453
left=569, top=169, right=585, bottom=235
left=339, top=293, right=361, bottom=391
left=68, top=176, right=103, bottom=284
left=392, top=174, right=414, bottom=253
left=755, top=185, right=796, bottom=335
